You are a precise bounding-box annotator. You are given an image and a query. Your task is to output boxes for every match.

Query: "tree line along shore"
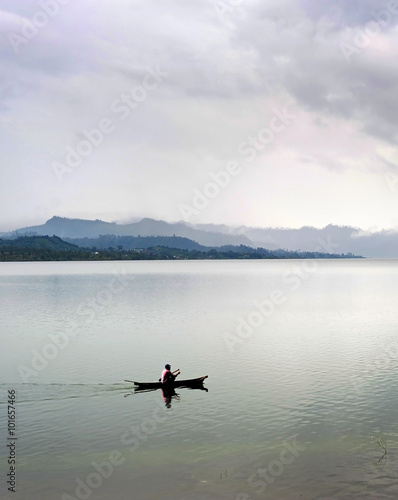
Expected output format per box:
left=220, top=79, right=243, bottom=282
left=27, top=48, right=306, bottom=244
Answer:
left=0, top=235, right=361, bottom=262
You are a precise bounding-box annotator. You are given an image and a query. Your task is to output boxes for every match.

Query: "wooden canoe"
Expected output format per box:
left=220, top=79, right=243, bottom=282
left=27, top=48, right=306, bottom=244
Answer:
left=125, top=375, right=208, bottom=389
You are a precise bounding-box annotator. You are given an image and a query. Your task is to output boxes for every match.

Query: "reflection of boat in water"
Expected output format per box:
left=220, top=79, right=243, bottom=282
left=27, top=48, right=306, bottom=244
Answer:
left=126, top=377, right=208, bottom=408
left=133, top=384, right=209, bottom=394
left=161, top=385, right=208, bottom=408
left=161, top=387, right=179, bottom=408
left=125, top=375, right=208, bottom=390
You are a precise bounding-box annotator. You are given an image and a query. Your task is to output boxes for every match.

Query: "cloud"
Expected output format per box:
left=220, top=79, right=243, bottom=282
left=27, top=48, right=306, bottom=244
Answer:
left=229, top=0, right=398, bottom=148
left=0, top=0, right=398, bottom=231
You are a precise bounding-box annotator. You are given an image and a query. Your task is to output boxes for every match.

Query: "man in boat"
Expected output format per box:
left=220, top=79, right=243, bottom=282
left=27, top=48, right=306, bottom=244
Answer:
left=161, top=364, right=180, bottom=384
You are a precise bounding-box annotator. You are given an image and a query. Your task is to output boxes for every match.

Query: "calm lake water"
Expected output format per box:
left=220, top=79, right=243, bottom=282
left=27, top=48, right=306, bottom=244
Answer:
left=1, top=259, right=398, bottom=500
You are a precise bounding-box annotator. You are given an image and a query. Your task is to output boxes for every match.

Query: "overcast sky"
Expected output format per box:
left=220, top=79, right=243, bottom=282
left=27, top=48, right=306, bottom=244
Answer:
left=1, top=0, right=398, bottom=232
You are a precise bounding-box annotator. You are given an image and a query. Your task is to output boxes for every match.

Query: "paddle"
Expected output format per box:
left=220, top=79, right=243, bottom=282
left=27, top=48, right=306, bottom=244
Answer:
left=125, top=369, right=181, bottom=384
left=158, top=369, right=180, bottom=382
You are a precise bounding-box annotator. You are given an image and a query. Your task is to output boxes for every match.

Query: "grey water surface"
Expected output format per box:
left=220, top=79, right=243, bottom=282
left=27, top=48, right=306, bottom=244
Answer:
left=0, top=259, right=397, bottom=500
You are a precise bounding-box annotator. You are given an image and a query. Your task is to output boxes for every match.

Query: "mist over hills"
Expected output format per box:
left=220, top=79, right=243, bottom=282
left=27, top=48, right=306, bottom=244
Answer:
left=190, top=223, right=398, bottom=258
left=66, top=235, right=208, bottom=252
left=9, top=216, right=252, bottom=247
left=2, top=216, right=397, bottom=258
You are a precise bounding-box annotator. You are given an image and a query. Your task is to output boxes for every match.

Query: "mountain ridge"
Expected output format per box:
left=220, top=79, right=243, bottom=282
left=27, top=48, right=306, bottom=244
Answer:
left=7, top=216, right=253, bottom=247
left=2, top=216, right=398, bottom=258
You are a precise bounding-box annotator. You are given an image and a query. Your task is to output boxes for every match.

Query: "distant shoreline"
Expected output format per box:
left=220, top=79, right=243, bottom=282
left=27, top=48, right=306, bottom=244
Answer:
left=0, top=235, right=363, bottom=261
left=0, top=248, right=363, bottom=262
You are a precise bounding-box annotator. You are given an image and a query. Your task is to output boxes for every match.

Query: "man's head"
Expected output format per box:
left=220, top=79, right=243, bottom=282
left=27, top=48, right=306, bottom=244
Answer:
left=165, top=364, right=171, bottom=370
